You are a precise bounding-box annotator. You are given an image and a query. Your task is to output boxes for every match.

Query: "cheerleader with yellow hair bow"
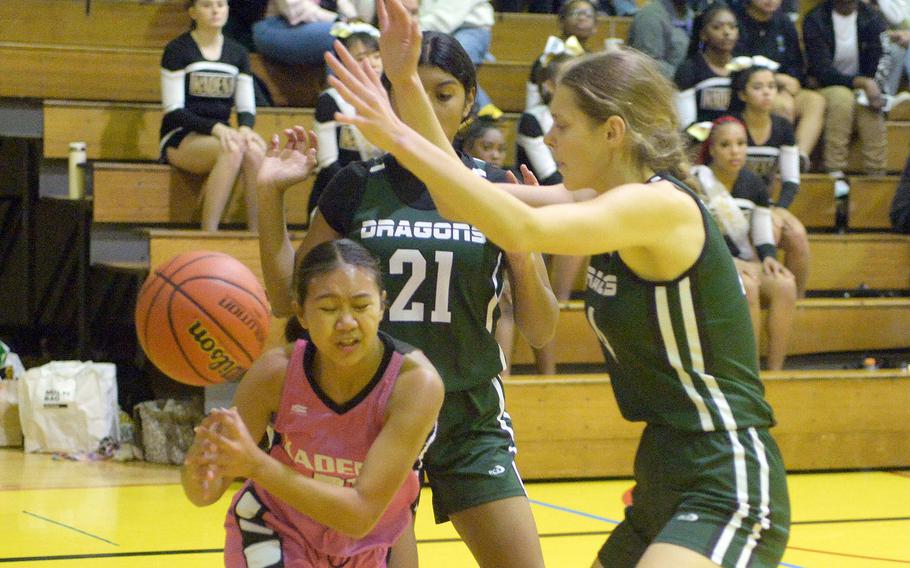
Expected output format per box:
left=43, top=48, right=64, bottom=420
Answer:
left=306, top=21, right=385, bottom=219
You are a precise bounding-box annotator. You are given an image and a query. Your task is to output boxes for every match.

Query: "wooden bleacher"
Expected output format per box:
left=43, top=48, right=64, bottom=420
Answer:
left=790, top=174, right=902, bottom=230
left=44, top=101, right=318, bottom=161
left=508, top=297, right=910, bottom=363
left=0, top=1, right=632, bottom=61
left=504, top=370, right=910, bottom=478
left=91, top=162, right=313, bottom=225
left=10, top=40, right=910, bottom=150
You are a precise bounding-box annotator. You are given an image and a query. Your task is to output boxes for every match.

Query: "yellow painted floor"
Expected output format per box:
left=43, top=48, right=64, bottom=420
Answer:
left=1, top=450, right=908, bottom=567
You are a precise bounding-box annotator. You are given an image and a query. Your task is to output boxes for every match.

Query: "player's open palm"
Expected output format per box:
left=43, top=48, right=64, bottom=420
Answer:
left=256, top=126, right=318, bottom=193
left=376, top=0, right=421, bottom=85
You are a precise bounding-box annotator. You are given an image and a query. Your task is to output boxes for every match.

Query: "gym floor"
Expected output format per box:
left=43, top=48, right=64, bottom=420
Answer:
left=1, top=449, right=908, bottom=567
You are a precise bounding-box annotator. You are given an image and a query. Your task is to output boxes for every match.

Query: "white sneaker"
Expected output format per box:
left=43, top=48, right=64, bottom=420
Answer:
left=856, top=90, right=910, bottom=112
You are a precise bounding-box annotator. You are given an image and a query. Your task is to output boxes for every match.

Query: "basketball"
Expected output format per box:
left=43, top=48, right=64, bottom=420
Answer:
left=135, top=251, right=271, bottom=386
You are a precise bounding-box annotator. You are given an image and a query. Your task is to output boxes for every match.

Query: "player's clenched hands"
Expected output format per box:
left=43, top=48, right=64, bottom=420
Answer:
left=375, top=0, right=422, bottom=86
left=193, top=407, right=265, bottom=480
left=325, top=42, right=407, bottom=154
left=256, top=126, right=318, bottom=193
left=184, top=413, right=227, bottom=500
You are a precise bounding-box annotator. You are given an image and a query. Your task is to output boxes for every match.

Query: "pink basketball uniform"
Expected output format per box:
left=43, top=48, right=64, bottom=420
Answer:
left=224, top=333, right=425, bottom=567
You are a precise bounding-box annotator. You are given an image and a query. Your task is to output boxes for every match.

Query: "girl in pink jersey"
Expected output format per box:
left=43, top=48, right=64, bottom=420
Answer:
left=182, top=238, right=444, bottom=567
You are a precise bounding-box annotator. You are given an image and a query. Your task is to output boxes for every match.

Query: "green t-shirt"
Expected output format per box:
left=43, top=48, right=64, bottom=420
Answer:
left=318, top=154, right=510, bottom=392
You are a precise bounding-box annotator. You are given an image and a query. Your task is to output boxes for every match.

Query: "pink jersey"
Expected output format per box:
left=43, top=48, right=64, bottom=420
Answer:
left=224, top=333, right=422, bottom=566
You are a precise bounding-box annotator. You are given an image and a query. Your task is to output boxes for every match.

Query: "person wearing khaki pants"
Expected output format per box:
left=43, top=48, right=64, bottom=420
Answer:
left=819, top=83, right=887, bottom=174
left=804, top=0, right=889, bottom=191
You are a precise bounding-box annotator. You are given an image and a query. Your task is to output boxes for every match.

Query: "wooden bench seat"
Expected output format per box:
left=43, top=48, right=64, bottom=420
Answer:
left=510, top=297, right=910, bottom=364
left=145, top=230, right=910, bottom=359
left=44, top=101, right=318, bottom=161
left=0, top=1, right=631, bottom=62
left=791, top=173, right=901, bottom=230
left=11, top=41, right=910, bottom=161
left=505, top=370, right=910, bottom=478
left=91, top=162, right=313, bottom=225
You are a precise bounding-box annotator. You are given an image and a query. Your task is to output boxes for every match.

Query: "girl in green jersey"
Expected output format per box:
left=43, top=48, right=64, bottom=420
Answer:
left=254, top=14, right=557, bottom=568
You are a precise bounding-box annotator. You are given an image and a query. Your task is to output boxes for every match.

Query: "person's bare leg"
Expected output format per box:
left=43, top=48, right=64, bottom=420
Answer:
left=794, top=89, right=826, bottom=162
left=773, top=208, right=810, bottom=298
left=773, top=91, right=796, bottom=123
left=449, top=496, right=544, bottom=568
left=533, top=255, right=586, bottom=374
left=736, top=261, right=762, bottom=358
left=637, top=543, right=723, bottom=568
left=760, top=270, right=797, bottom=371
left=167, top=134, right=243, bottom=231
left=387, top=516, right=418, bottom=568
left=241, top=147, right=263, bottom=232
left=495, top=285, right=516, bottom=377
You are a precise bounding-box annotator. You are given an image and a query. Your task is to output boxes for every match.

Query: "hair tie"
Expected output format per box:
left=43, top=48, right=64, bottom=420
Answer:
left=330, top=21, right=380, bottom=39
left=726, top=55, right=781, bottom=72
left=539, top=35, right=585, bottom=66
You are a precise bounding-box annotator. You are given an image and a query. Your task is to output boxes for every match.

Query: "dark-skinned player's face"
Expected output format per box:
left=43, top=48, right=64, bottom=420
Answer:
left=414, top=65, right=475, bottom=143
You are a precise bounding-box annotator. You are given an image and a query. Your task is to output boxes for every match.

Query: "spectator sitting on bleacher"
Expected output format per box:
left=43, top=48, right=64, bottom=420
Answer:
left=674, top=3, right=739, bottom=127
left=728, top=62, right=811, bottom=297
left=892, top=153, right=910, bottom=232
left=735, top=0, right=826, bottom=170
left=803, top=0, right=888, bottom=196
left=870, top=0, right=910, bottom=107
left=628, top=0, right=694, bottom=79
left=160, top=0, right=265, bottom=232
left=419, top=0, right=498, bottom=109
left=252, top=0, right=358, bottom=66
left=526, top=0, right=598, bottom=109
left=308, top=22, right=385, bottom=219
left=459, top=110, right=509, bottom=169
left=693, top=116, right=797, bottom=370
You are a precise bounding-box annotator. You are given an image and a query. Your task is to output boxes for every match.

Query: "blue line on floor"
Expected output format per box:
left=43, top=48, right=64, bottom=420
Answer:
left=528, top=500, right=804, bottom=568
left=528, top=499, right=622, bottom=524
left=22, top=511, right=119, bottom=546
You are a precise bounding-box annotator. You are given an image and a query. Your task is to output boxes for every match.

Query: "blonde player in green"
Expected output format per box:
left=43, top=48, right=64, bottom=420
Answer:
left=323, top=1, right=791, bottom=566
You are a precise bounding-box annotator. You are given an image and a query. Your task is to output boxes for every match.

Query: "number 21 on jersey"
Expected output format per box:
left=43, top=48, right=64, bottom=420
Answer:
left=388, top=249, right=453, bottom=323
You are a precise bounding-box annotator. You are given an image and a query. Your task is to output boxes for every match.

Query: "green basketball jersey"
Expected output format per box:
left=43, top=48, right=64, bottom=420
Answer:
left=340, top=157, right=507, bottom=392
left=584, top=177, right=775, bottom=432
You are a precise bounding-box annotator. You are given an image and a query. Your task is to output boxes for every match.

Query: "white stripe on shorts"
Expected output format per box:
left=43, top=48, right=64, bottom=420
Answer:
left=711, top=429, right=755, bottom=565
left=735, top=427, right=772, bottom=568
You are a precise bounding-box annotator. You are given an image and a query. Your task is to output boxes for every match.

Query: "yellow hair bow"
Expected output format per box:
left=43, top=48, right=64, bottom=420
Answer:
left=540, top=35, right=585, bottom=66
left=726, top=55, right=781, bottom=73
left=330, top=21, right=380, bottom=39
left=686, top=121, right=715, bottom=142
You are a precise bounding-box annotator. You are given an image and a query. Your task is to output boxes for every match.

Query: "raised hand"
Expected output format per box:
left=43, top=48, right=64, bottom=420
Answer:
left=376, top=0, right=422, bottom=86
left=256, top=126, right=318, bottom=193
left=325, top=42, right=408, bottom=153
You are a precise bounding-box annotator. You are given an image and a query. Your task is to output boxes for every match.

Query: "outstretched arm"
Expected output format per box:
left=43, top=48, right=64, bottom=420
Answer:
left=256, top=127, right=318, bottom=317
left=325, top=40, right=698, bottom=256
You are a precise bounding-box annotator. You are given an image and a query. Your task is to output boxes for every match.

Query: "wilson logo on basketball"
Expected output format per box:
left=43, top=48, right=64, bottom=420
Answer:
left=187, top=320, right=247, bottom=382
left=218, top=296, right=266, bottom=343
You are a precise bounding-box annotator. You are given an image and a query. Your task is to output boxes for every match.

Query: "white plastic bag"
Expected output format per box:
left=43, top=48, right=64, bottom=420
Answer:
left=18, top=361, right=119, bottom=453
left=0, top=352, right=25, bottom=447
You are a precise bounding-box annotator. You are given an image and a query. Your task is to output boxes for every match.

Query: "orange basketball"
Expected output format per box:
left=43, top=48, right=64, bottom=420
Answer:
left=135, top=251, right=271, bottom=386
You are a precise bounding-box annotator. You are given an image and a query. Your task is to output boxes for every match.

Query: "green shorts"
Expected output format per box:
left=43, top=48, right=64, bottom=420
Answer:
left=422, top=376, right=527, bottom=524
left=599, top=424, right=790, bottom=568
